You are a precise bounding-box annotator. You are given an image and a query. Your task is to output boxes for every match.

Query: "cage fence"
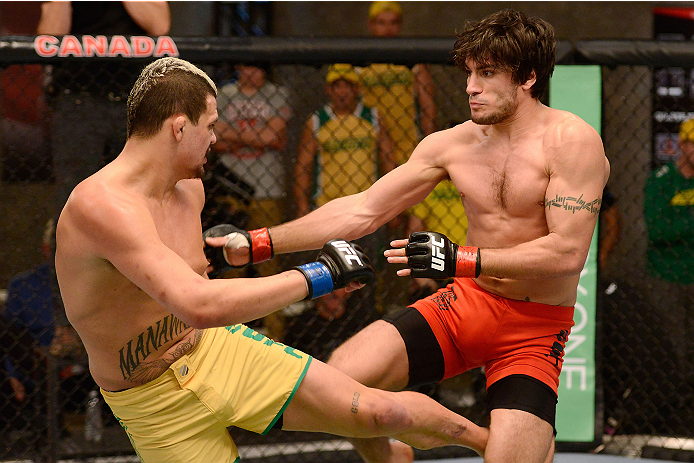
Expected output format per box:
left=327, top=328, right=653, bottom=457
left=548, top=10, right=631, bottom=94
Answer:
left=0, top=36, right=693, bottom=462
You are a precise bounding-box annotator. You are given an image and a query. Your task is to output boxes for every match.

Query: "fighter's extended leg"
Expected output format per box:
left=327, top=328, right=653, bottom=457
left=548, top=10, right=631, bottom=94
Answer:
left=327, top=320, right=415, bottom=463
left=281, top=358, right=487, bottom=455
left=328, top=320, right=486, bottom=462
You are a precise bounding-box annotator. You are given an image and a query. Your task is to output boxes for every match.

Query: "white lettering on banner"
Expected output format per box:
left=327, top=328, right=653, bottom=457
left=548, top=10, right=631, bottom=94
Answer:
left=564, top=334, right=586, bottom=357
left=34, top=35, right=179, bottom=58
left=562, top=364, right=587, bottom=390
left=563, top=264, right=589, bottom=390
left=654, top=111, right=694, bottom=123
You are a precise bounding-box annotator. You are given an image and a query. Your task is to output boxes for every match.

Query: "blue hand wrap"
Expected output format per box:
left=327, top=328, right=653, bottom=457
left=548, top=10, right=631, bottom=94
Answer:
left=296, top=262, right=334, bottom=299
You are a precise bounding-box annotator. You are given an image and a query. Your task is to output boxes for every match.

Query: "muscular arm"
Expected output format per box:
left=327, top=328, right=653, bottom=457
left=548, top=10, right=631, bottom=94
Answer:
left=122, top=1, right=171, bottom=36
left=480, top=120, right=608, bottom=279
left=414, top=64, right=437, bottom=137
left=62, top=181, right=308, bottom=330
left=271, top=134, right=448, bottom=254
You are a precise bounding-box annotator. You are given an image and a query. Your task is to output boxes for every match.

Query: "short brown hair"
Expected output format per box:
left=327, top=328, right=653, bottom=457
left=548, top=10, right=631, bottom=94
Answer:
left=127, top=57, right=217, bottom=139
left=453, top=9, right=556, bottom=99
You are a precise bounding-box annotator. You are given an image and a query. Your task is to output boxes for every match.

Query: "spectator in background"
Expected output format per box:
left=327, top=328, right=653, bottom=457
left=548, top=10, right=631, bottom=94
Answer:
left=0, top=2, right=50, bottom=183
left=37, top=1, right=170, bottom=220
left=360, top=1, right=436, bottom=310
left=212, top=64, right=292, bottom=341
left=294, top=63, right=395, bottom=217
left=360, top=0, right=437, bottom=167
left=4, top=219, right=92, bottom=424
left=0, top=314, right=40, bottom=433
left=5, top=220, right=57, bottom=353
left=600, top=185, right=685, bottom=435
left=644, top=116, right=694, bottom=389
left=293, top=63, right=395, bottom=331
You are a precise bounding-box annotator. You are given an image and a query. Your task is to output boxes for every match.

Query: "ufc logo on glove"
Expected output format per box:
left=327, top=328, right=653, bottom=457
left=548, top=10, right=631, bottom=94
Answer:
left=406, top=231, right=480, bottom=279
left=330, top=240, right=364, bottom=266
left=295, top=240, right=373, bottom=299
left=431, top=237, right=446, bottom=271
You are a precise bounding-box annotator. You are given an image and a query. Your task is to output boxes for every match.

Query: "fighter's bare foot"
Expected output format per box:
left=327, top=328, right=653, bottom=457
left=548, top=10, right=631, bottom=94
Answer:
left=350, top=437, right=414, bottom=463
left=389, top=440, right=415, bottom=463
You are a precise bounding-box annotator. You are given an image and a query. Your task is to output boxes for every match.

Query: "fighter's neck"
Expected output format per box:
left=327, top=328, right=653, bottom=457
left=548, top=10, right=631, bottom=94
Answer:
left=115, top=139, right=183, bottom=200
left=489, top=99, right=546, bottom=140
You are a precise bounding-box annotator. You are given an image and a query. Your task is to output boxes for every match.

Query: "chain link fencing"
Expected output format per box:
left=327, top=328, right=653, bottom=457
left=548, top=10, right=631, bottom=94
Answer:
left=0, top=37, right=693, bottom=461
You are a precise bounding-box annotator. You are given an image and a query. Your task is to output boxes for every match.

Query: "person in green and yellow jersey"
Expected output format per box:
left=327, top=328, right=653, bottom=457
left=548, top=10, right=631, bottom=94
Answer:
left=360, top=1, right=438, bottom=166
left=294, top=64, right=396, bottom=217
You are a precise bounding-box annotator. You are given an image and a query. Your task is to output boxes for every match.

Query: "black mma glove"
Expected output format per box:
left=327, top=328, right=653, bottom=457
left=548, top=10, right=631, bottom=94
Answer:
left=405, top=231, right=480, bottom=279
left=294, top=240, right=374, bottom=299
left=203, top=224, right=273, bottom=278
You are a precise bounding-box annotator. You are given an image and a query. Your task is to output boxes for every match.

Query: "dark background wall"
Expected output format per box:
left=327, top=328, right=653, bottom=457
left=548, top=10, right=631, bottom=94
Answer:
left=0, top=1, right=685, bottom=289
left=168, top=1, right=670, bottom=40
left=269, top=1, right=660, bottom=40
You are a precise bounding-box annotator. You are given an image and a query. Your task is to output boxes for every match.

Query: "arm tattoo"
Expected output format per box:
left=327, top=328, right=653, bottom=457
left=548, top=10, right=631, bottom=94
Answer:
left=351, top=392, right=360, bottom=414
left=544, top=194, right=601, bottom=215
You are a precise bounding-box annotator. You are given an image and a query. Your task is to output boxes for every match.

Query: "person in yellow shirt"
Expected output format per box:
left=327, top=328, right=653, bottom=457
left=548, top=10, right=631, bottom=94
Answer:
left=360, top=1, right=437, bottom=166
left=294, top=64, right=395, bottom=217
left=407, top=179, right=468, bottom=300
left=294, top=63, right=397, bottom=327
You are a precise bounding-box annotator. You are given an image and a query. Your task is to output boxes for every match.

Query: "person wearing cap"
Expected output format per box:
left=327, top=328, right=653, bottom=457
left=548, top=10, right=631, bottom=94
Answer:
left=362, top=0, right=432, bottom=333
left=294, top=64, right=396, bottom=218
left=644, top=116, right=694, bottom=389
left=293, top=64, right=397, bottom=341
left=359, top=1, right=437, bottom=167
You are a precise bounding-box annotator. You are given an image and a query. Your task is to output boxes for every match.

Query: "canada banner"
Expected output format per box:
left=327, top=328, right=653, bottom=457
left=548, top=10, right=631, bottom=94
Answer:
left=34, top=35, right=179, bottom=59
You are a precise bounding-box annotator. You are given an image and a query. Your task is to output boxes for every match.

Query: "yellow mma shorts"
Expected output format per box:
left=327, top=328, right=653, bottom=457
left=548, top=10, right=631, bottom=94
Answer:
left=102, top=325, right=312, bottom=463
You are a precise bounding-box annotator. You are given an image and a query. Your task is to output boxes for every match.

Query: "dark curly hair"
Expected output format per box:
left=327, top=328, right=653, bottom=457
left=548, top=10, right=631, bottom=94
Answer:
left=453, top=9, right=556, bottom=99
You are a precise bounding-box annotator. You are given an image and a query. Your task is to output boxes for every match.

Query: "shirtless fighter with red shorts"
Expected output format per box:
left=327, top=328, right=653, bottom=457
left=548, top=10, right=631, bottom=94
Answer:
left=211, top=8, right=609, bottom=463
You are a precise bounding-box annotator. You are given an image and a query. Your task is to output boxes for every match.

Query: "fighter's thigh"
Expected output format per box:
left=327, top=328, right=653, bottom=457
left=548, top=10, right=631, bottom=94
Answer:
left=282, top=358, right=404, bottom=437
left=134, top=423, right=238, bottom=463
left=327, top=320, right=409, bottom=391
left=485, top=408, right=554, bottom=463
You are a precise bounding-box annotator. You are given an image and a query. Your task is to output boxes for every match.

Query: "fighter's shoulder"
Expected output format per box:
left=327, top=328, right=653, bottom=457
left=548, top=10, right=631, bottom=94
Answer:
left=408, top=122, right=480, bottom=166
left=544, top=108, right=602, bottom=145
left=423, top=121, right=480, bottom=144
left=543, top=109, right=608, bottom=177
left=65, top=175, right=147, bottom=243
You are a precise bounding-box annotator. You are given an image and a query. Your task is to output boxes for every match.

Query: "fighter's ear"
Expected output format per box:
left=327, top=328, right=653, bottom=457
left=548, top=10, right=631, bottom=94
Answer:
left=172, top=115, right=186, bottom=141
left=521, top=70, right=537, bottom=90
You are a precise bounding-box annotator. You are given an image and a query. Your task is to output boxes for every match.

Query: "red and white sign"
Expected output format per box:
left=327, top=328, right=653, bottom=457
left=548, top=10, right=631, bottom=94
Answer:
left=34, top=35, right=179, bottom=58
